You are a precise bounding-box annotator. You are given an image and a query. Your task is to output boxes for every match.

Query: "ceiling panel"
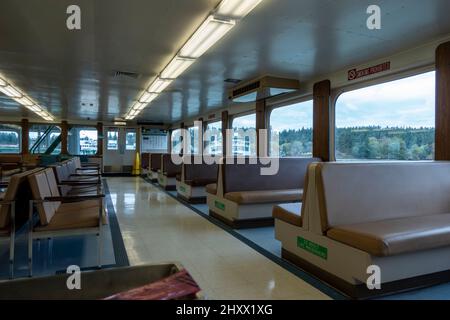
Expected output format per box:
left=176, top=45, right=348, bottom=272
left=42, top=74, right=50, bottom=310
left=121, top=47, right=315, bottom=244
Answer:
left=1, top=0, right=450, bottom=124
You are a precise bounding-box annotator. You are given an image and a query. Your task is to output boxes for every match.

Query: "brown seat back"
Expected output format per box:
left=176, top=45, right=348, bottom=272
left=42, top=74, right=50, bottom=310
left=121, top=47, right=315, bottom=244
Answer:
left=161, top=154, right=182, bottom=177
left=150, top=153, right=163, bottom=171
left=183, top=158, right=218, bottom=184
left=223, top=157, right=320, bottom=193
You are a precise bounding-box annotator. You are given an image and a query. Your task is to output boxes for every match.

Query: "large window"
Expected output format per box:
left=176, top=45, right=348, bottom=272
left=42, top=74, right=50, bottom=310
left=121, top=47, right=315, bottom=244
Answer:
left=29, top=125, right=61, bottom=154
left=171, top=129, right=182, bottom=154
left=335, top=71, right=435, bottom=161
left=232, top=113, right=256, bottom=156
left=188, top=125, right=200, bottom=155
left=205, top=121, right=222, bottom=155
left=126, top=129, right=137, bottom=151
left=107, top=128, right=119, bottom=150
left=270, top=100, right=313, bottom=157
left=0, top=124, right=21, bottom=154
left=68, top=127, right=98, bottom=155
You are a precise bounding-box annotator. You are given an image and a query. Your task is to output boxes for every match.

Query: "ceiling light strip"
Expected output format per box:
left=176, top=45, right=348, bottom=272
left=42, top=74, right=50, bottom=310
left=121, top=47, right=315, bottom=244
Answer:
left=124, top=0, right=263, bottom=120
left=0, top=74, right=55, bottom=121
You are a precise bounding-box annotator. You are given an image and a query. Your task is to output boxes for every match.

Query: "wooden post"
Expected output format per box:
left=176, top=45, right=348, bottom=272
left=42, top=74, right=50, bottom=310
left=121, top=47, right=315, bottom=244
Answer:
left=96, top=122, right=103, bottom=156
left=313, top=80, right=331, bottom=161
left=221, top=111, right=229, bottom=156
left=21, top=119, right=29, bottom=156
left=435, top=41, right=450, bottom=160
left=61, top=121, right=69, bottom=155
left=256, top=99, right=267, bottom=157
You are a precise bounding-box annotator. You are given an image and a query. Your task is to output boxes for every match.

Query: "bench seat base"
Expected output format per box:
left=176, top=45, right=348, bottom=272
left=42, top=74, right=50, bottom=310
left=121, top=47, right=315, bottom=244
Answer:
left=176, top=182, right=208, bottom=204
left=282, top=248, right=450, bottom=299
left=157, top=174, right=177, bottom=191
left=209, top=210, right=274, bottom=229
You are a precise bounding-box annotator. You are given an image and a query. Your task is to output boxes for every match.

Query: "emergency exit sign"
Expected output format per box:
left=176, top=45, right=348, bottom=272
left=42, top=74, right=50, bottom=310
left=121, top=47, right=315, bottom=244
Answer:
left=348, top=62, right=391, bottom=81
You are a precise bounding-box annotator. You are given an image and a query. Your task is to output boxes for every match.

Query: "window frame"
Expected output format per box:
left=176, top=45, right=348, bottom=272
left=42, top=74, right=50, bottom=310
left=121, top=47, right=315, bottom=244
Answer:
left=230, top=112, right=257, bottom=156
left=67, top=126, right=99, bottom=156
left=125, top=128, right=137, bottom=151
left=267, top=95, right=314, bottom=158
left=0, top=122, right=22, bottom=154
left=332, top=67, right=436, bottom=162
left=204, top=120, right=223, bottom=156
left=28, top=123, right=62, bottom=155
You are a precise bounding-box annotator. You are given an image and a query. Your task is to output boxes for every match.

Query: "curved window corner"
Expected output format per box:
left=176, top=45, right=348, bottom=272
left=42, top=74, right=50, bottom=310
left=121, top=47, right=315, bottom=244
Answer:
left=232, top=113, right=257, bottom=156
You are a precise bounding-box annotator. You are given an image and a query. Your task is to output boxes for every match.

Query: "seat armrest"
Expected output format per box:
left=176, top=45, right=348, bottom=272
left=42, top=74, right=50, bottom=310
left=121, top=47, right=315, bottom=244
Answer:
left=44, top=194, right=105, bottom=203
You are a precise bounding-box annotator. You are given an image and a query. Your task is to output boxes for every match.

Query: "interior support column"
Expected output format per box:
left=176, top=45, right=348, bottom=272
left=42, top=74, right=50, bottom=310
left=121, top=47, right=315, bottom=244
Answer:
left=256, top=99, right=267, bottom=157
left=61, top=121, right=69, bottom=155
left=96, top=122, right=103, bottom=156
left=198, top=117, right=204, bottom=156
left=435, top=41, right=450, bottom=160
left=221, top=111, right=229, bottom=156
left=21, top=119, right=29, bottom=157
left=313, top=80, right=331, bottom=161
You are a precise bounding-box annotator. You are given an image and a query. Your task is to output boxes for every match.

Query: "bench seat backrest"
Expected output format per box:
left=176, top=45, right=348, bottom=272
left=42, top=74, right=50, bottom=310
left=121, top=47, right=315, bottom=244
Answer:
left=223, top=157, right=320, bottom=194
left=183, top=156, right=218, bottom=182
left=150, top=154, right=163, bottom=171
left=0, top=168, right=42, bottom=228
left=161, top=154, right=182, bottom=176
left=316, top=162, right=450, bottom=232
left=28, top=169, right=62, bottom=225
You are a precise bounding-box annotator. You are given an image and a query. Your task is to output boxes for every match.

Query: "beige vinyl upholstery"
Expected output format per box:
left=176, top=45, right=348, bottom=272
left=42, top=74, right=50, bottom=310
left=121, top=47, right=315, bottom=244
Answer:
left=205, top=183, right=217, bottom=195
left=272, top=203, right=302, bottom=227
left=316, top=162, right=450, bottom=257
left=327, top=214, right=450, bottom=257
left=225, top=189, right=303, bottom=204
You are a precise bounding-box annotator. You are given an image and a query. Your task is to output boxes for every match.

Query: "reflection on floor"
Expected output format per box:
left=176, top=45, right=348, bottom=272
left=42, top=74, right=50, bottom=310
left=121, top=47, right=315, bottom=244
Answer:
left=109, top=177, right=330, bottom=300
left=0, top=180, right=123, bottom=280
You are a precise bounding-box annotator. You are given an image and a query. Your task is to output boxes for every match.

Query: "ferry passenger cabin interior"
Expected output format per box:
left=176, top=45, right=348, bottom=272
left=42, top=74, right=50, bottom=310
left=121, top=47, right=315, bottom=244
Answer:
left=1, top=0, right=450, bottom=301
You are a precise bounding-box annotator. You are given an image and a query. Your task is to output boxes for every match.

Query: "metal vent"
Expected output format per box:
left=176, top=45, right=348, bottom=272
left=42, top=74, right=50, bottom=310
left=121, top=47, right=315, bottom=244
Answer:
left=232, top=81, right=260, bottom=97
left=112, top=70, right=140, bottom=79
left=224, top=78, right=242, bottom=84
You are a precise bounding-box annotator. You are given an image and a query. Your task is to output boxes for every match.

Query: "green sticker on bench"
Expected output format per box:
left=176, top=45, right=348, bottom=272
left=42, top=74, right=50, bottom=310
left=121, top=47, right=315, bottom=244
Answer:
left=297, top=237, right=328, bottom=260
left=215, top=201, right=225, bottom=211
left=179, top=186, right=186, bottom=192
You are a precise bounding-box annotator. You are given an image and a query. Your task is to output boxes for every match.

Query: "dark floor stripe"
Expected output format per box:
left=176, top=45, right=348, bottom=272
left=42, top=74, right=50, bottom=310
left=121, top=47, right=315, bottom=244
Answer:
left=142, top=177, right=347, bottom=300
left=103, top=179, right=130, bottom=267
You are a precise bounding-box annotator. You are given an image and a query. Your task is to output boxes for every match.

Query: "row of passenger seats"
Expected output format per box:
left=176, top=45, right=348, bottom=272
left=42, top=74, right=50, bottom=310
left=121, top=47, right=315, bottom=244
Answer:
left=145, top=153, right=317, bottom=228
left=273, top=161, right=450, bottom=298
left=0, top=157, right=105, bottom=279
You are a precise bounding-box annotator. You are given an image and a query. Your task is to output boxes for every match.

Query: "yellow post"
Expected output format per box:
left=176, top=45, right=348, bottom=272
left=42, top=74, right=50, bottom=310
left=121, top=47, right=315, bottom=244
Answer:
left=132, top=151, right=141, bottom=176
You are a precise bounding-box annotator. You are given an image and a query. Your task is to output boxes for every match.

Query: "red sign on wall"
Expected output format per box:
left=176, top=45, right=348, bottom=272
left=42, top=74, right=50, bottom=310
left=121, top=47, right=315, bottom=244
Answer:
left=348, top=62, right=391, bottom=81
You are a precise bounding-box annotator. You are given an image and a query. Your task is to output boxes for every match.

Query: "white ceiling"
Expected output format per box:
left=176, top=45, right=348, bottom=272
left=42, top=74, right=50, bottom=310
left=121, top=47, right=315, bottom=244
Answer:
left=1, top=0, right=450, bottom=124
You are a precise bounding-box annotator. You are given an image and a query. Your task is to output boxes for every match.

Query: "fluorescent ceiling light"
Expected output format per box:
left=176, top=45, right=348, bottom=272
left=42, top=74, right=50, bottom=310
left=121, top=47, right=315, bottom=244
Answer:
left=0, top=77, right=6, bottom=87
left=14, top=96, right=34, bottom=106
left=160, top=56, right=196, bottom=79
left=0, top=85, right=22, bottom=98
left=216, top=0, right=263, bottom=18
left=139, top=92, right=158, bottom=104
left=147, top=77, right=173, bottom=93
left=179, top=16, right=235, bottom=59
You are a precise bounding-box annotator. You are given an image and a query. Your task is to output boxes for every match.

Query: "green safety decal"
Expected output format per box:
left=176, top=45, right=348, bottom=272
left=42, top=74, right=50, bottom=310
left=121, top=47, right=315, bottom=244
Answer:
left=297, top=237, right=328, bottom=260
left=215, top=201, right=225, bottom=211
left=179, top=186, right=186, bottom=192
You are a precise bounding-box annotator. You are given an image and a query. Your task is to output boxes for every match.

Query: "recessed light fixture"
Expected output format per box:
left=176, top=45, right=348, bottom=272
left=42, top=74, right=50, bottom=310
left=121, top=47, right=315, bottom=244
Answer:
left=160, top=56, right=196, bottom=79
left=0, top=74, right=55, bottom=121
left=124, top=0, right=263, bottom=120
left=216, top=0, right=263, bottom=19
left=179, top=16, right=235, bottom=59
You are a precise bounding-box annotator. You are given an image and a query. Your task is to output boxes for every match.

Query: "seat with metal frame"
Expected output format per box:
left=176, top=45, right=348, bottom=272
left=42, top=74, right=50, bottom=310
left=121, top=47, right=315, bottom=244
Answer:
left=27, top=168, right=105, bottom=277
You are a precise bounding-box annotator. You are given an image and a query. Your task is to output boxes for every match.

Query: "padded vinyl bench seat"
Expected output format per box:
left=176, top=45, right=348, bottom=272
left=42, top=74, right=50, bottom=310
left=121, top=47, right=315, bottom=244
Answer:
left=185, top=178, right=217, bottom=187
left=327, top=213, right=450, bottom=257
left=224, top=189, right=303, bottom=204
left=206, top=183, right=217, bottom=195
left=0, top=228, right=8, bottom=236
left=34, top=205, right=103, bottom=232
left=273, top=203, right=302, bottom=227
